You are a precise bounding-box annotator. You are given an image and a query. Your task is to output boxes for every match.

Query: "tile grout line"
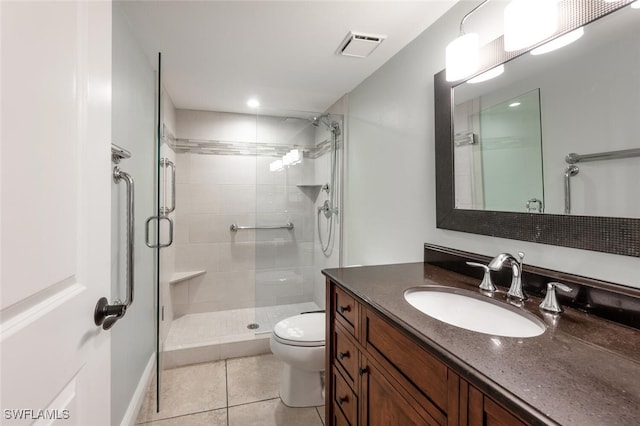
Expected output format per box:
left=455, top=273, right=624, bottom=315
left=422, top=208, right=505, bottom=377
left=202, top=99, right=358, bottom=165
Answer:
left=225, top=358, right=230, bottom=426
left=227, top=396, right=280, bottom=409
left=136, top=407, right=227, bottom=425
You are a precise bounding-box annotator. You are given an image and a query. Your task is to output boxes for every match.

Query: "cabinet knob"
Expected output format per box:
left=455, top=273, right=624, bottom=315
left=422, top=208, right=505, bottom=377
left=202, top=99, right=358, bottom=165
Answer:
left=358, top=366, right=369, bottom=376
left=339, top=351, right=350, bottom=360
left=337, top=396, right=349, bottom=405
left=339, top=305, right=351, bottom=314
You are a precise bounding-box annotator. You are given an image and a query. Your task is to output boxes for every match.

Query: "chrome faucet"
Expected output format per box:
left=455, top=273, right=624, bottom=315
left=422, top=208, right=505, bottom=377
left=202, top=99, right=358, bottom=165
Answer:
left=466, top=261, right=497, bottom=292
left=539, top=282, right=573, bottom=313
left=488, top=252, right=527, bottom=301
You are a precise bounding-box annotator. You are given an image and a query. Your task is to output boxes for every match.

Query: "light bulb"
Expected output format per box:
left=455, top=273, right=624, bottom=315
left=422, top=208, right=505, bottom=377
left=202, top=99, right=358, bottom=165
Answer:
left=467, top=65, right=505, bottom=84
left=504, top=0, right=558, bottom=52
left=531, top=27, right=584, bottom=56
left=446, top=33, right=479, bottom=82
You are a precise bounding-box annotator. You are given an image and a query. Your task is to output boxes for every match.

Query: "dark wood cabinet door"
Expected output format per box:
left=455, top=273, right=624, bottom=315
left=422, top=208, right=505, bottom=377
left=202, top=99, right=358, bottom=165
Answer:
left=468, top=385, right=527, bottom=426
left=361, top=358, right=441, bottom=426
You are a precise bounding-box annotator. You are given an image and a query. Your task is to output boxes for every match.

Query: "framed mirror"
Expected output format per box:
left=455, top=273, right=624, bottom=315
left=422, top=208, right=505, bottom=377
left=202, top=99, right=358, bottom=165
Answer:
left=435, top=1, right=640, bottom=257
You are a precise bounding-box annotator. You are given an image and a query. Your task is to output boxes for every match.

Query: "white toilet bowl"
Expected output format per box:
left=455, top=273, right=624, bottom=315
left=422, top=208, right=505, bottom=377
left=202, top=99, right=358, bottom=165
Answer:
left=269, top=312, right=325, bottom=407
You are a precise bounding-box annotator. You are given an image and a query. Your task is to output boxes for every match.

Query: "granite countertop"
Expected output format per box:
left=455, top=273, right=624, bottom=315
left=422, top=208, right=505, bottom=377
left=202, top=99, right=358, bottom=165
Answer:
left=323, top=263, right=640, bottom=426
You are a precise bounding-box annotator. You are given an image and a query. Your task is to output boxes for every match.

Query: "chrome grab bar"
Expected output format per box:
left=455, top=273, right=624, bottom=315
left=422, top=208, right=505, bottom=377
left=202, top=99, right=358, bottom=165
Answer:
left=160, top=157, right=175, bottom=215
left=94, top=166, right=135, bottom=330
left=145, top=215, right=174, bottom=248
left=563, top=148, right=639, bottom=214
left=230, top=222, right=294, bottom=232
left=565, top=148, right=640, bottom=164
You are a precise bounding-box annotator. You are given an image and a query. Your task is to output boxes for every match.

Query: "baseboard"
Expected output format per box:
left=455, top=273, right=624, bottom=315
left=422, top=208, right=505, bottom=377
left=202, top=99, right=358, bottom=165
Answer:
left=120, top=352, right=156, bottom=426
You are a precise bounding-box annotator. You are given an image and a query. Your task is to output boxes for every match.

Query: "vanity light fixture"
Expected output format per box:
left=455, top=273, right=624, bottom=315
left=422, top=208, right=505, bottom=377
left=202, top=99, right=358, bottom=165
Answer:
left=270, top=149, right=301, bottom=172
left=270, top=159, right=283, bottom=172
left=504, top=0, right=558, bottom=52
left=632, top=1, right=640, bottom=9
left=282, top=149, right=300, bottom=167
left=445, top=0, right=490, bottom=82
left=467, top=64, right=504, bottom=84
left=531, top=27, right=584, bottom=56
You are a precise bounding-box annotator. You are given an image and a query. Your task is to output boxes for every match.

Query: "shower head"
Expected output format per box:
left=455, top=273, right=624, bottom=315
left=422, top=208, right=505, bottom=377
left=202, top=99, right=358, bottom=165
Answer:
left=310, top=114, right=340, bottom=136
left=310, top=114, right=330, bottom=128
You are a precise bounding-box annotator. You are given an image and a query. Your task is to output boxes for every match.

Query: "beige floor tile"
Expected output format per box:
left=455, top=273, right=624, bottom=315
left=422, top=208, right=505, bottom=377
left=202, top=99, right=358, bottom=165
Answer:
left=136, top=361, right=227, bottom=423
left=228, top=398, right=323, bottom=426
left=227, top=353, right=282, bottom=406
left=316, top=406, right=325, bottom=425
left=140, top=409, right=227, bottom=426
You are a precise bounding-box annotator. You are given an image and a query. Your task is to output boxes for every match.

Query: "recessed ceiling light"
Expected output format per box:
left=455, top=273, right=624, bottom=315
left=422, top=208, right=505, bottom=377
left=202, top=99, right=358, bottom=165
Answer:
left=247, top=98, right=260, bottom=108
left=509, top=102, right=521, bottom=108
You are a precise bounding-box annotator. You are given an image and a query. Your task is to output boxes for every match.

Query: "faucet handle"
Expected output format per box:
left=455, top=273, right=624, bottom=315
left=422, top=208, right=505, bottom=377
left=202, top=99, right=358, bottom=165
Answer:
left=517, top=252, right=525, bottom=268
left=539, top=282, right=573, bottom=313
left=466, top=262, right=497, bottom=292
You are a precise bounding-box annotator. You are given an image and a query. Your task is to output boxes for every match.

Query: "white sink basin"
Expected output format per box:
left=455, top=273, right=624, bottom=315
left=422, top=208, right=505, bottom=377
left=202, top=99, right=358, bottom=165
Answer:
left=404, top=286, right=546, bottom=338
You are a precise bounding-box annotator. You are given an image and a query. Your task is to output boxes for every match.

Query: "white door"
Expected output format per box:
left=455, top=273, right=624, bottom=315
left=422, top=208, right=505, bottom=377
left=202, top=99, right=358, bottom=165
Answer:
left=1, top=2, right=112, bottom=425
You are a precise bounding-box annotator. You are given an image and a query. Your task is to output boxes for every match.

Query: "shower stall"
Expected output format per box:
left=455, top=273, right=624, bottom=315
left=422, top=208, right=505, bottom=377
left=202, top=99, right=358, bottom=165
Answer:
left=157, top=106, right=344, bottom=372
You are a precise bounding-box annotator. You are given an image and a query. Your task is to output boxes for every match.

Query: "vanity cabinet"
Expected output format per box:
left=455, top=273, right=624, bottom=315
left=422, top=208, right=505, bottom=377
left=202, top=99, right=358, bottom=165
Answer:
left=327, top=279, right=530, bottom=426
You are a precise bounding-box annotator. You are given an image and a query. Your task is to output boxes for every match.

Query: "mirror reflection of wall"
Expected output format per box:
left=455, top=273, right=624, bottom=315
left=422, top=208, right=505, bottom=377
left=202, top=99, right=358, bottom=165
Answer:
left=454, top=89, right=544, bottom=212
left=452, top=6, right=640, bottom=219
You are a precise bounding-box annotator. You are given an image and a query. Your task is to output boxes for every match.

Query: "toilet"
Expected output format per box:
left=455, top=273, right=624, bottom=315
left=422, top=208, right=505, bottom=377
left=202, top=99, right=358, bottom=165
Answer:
left=269, top=312, right=326, bottom=407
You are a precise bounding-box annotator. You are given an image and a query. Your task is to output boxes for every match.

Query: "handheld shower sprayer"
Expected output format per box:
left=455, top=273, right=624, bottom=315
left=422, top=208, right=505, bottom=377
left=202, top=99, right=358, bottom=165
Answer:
left=316, top=115, right=341, bottom=257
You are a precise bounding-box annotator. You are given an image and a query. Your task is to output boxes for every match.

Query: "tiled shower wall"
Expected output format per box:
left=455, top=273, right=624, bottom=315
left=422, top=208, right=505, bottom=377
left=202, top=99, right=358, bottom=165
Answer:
left=170, top=110, right=318, bottom=316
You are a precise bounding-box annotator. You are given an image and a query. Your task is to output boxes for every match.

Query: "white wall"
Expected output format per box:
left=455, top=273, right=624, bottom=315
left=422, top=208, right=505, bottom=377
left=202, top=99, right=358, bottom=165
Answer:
left=111, top=4, right=156, bottom=424
left=345, top=2, right=638, bottom=288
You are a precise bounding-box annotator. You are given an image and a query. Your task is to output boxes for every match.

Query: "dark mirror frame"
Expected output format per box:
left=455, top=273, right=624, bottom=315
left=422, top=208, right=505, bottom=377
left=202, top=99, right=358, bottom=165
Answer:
left=434, top=2, right=640, bottom=258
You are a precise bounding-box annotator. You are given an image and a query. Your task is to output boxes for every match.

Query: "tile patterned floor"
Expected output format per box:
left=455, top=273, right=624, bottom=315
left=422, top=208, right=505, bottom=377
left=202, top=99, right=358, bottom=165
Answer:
left=136, top=354, right=325, bottom=426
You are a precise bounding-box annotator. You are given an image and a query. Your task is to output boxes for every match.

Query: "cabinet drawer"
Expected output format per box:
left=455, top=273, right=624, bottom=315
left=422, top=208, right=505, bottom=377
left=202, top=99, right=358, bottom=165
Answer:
left=334, top=367, right=357, bottom=426
left=334, top=286, right=357, bottom=333
left=364, top=308, right=448, bottom=412
left=334, top=324, right=358, bottom=384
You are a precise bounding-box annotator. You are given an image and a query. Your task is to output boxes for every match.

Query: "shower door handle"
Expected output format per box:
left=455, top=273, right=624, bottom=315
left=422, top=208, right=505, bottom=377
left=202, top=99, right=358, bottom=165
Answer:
left=160, top=158, right=175, bottom=215
left=145, top=215, right=174, bottom=248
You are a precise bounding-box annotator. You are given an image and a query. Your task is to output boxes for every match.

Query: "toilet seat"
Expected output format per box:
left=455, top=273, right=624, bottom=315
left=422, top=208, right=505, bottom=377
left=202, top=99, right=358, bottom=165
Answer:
left=272, top=313, right=325, bottom=347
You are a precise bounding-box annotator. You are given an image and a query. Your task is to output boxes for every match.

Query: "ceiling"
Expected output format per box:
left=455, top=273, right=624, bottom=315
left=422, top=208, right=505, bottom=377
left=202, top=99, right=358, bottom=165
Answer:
left=118, top=0, right=457, bottom=116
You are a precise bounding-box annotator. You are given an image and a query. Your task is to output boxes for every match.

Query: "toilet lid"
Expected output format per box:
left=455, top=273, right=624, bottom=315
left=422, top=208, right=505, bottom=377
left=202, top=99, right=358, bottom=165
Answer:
left=273, top=313, right=325, bottom=347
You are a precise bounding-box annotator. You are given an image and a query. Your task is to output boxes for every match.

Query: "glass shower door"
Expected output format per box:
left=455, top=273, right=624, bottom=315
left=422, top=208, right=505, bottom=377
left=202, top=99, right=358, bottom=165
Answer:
left=253, top=112, right=330, bottom=333
left=153, top=52, right=176, bottom=412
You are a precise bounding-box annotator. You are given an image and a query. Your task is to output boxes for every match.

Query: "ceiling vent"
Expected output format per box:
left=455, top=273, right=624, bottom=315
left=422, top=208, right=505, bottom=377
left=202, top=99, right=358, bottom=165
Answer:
left=337, top=31, right=386, bottom=58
